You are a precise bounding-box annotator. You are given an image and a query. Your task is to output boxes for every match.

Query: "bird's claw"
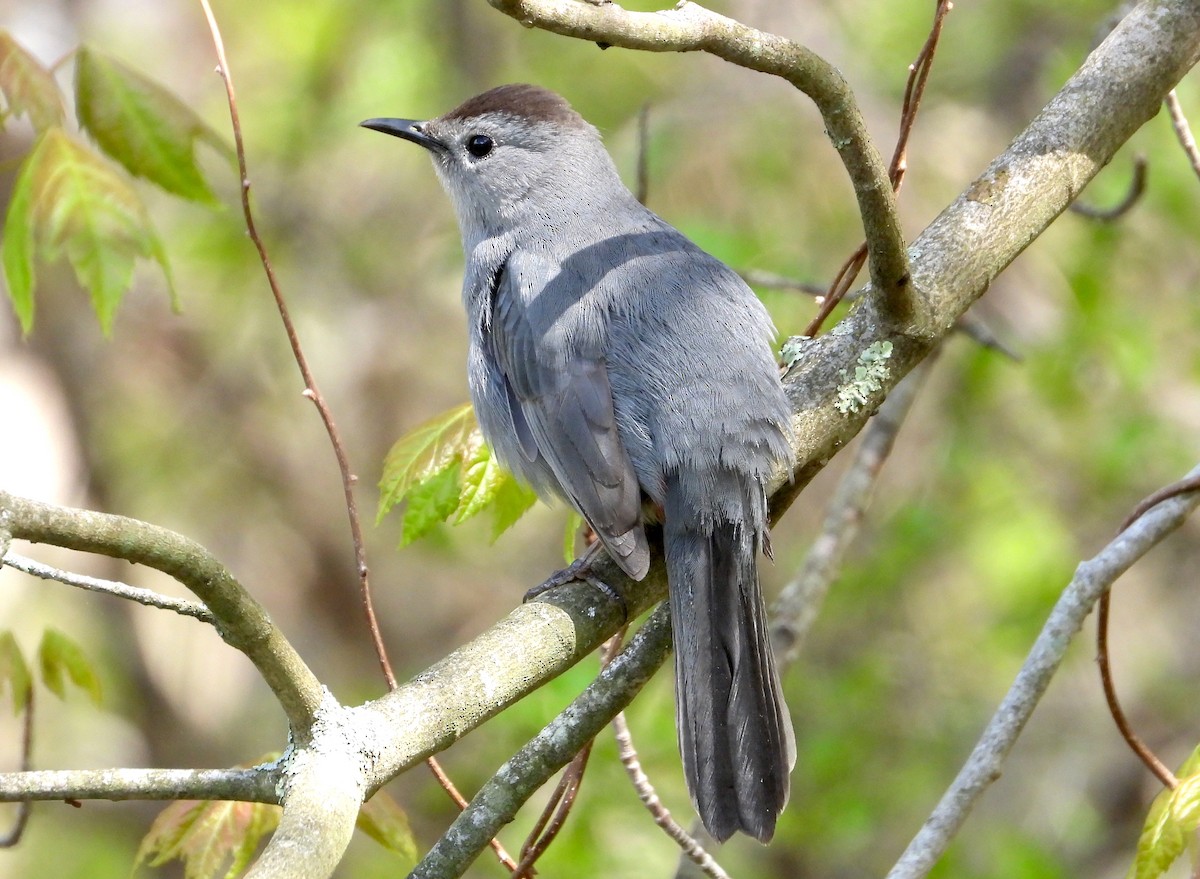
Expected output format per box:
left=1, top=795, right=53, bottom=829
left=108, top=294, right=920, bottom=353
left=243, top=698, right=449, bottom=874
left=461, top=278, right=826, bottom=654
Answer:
left=525, top=557, right=628, bottom=622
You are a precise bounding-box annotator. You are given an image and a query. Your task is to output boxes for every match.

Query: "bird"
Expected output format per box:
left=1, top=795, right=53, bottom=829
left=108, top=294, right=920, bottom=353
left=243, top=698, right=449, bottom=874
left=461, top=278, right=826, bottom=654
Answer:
left=362, top=83, right=795, bottom=842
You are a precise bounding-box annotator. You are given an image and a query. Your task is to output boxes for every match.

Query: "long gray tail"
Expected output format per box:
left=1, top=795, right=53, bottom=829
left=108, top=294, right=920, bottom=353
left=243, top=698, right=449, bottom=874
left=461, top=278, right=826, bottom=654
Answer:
left=664, top=475, right=795, bottom=843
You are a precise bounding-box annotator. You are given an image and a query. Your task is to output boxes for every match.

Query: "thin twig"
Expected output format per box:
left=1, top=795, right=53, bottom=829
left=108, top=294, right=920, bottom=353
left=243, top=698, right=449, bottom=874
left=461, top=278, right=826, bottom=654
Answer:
left=739, top=269, right=828, bottom=297
left=513, top=631, right=627, bottom=878
left=1094, top=472, right=1200, bottom=790
left=886, top=463, right=1200, bottom=879
left=612, top=712, right=729, bottom=879
left=511, top=743, right=592, bottom=879
left=195, top=0, right=391, bottom=689
left=196, top=3, right=502, bottom=852
left=751, top=269, right=1019, bottom=360
left=636, top=102, right=651, bottom=205
left=0, top=687, right=33, bottom=847
left=1069, top=155, right=1147, bottom=220
left=803, top=243, right=867, bottom=338
left=1095, top=592, right=1177, bottom=788
left=409, top=606, right=673, bottom=879
left=3, top=552, right=215, bottom=623
left=772, top=360, right=933, bottom=667
left=891, top=0, right=953, bottom=196
left=804, top=0, right=952, bottom=336
left=1165, top=89, right=1200, bottom=180
left=425, top=757, right=520, bottom=871
left=0, top=491, right=323, bottom=732
left=485, top=0, right=912, bottom=311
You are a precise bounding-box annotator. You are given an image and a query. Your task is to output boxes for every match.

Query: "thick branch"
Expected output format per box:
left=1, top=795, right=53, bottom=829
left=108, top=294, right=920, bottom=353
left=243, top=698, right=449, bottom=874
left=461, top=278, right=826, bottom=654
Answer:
left=409, top=604, right=674, bottom=879
left=0, top=491, right=323, bottom=736
left=0, top=767, right=280, bottom=803
left=774, top=0, right=1200, bottom=507
left=886, top=462, right=1200, bottom=879
left=246, top=706, right=366, bottom=879
left=485, top=0, right=914, bottom=317
left=356, top=554, right=666, bottom=789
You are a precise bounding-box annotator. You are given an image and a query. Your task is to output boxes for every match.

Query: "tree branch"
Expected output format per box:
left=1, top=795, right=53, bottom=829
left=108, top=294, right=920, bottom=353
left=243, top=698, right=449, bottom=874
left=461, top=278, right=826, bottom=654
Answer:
left=3, top=551, right=215, bottom=623
left=246, top=709, right=366, bottom=879
left=0, top=767, right=280, bottom=803
left=772, top=0, right=1200, bottom=512
left=772, top=358, right=933, bottom=668
left=1165, top=88, right=1200, bottom=177
left=484, top=0, right=916, bottom=323
left=0, top=491, right=324, bottom=737
left=408, top=603, right=674, bottom=879
left=356, top=555, right=666, bottom=788
left=885, top=462, right=1200, bottom=879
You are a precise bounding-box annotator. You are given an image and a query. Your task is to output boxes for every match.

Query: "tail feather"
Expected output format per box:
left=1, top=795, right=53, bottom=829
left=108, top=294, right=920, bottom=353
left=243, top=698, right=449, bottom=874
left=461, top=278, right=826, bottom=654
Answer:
left=665, top=475, right=794, bottom=843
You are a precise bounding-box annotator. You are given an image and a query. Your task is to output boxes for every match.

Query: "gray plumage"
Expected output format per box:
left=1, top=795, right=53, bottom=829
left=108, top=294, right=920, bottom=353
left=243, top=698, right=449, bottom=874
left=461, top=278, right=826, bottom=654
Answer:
left=363, top=84, right=796, bottom=842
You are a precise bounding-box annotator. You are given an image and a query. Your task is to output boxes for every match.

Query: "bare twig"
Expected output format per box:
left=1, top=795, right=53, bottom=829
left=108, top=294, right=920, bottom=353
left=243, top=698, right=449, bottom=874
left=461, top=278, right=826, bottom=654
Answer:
left=513, top=631, right=626, bottom=878
left=195, top=0, right=392, bottom=689
left=804, top=0, right=953, bottom=336
left=612, top=712, right=729, bottom=879
left=636, top=102, right=651, bottom=205
left=484, top=0, right=914, bottom=319
left=749, top=270, right=1020, bottom=360
left=1096, top=591, right=1178, bottom=788
left=511, top=743, right=591, bottom=878
left=739, top=269, right=828, bottom=297
left=0, top=766, right=281, bottom=804
left=1095, top=472, right=1200, bottom=790
left=408, top=605, right=673, bottom=879
left=803, top=244, right=868, bottom=337
left=0, top=687, right=33, bottom=847
left=425, top=757, right=520, bottom=871
left=772, top=360, right=933, bottom=667
left=886, top=463, right=1200, bottom=879
left=1165, top=89, right=1200, bottom=179
left=0, top=491, right=323, bottom=734
left=1069, top=155, right=1147, bottom=220
left=3, top=552, right=215, bottom=623
left=955, top=313, right=1022, bottom=362
left=891, top=0, right=954, bottom=195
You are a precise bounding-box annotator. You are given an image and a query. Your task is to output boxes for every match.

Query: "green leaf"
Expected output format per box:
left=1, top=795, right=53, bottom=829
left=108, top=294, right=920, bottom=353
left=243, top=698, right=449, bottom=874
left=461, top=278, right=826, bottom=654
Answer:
left=489, top=473, right=538, bottom=542
left=37, top=628, right=101, bottom=705
left=0, top=631, right=32, bottom=715
left=16, top=128, right=176, bottom=333
left=399, top=463, right=462, bottom=546
left=379, top=403, right=538, bottom=543
left=136, top=800, right=281, bottom=879
left=1170, top=772, right=1200, bottom=833
left=75, top=46, right=232, bottom=204
left=378, top=403, right=476, bottom=520
left=453, top=433, right=509, bottom=525
left=1176, top=743, right=1200, bottom=779
left=1127, top=746, right=1200, bottom=879
left=2, top=145, right=38, bottom=333
left=0, top=32, right=65, bottom=131
left=357, top=791, right=418, bottom=865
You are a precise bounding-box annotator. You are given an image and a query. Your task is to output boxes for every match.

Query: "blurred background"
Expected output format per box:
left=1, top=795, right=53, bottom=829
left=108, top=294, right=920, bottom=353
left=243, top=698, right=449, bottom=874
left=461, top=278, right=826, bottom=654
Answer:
left=1, top=0, right=1198, bottom=877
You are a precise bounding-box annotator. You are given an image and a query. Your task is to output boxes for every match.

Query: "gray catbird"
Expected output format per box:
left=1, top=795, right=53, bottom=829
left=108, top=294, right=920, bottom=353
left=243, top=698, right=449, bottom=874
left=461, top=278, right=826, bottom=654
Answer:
left=363, top=84, right=795, bottom=842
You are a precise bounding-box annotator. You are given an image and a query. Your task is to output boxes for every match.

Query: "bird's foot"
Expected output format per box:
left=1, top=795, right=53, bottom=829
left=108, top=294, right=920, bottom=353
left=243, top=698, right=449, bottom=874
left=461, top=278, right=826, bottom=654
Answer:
left=525, top=550, right=627, bottom=621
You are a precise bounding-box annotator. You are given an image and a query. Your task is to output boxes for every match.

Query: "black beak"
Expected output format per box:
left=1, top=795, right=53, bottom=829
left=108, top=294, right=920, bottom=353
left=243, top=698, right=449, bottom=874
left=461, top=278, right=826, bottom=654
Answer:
left=360, top=117, right=446, bottom=153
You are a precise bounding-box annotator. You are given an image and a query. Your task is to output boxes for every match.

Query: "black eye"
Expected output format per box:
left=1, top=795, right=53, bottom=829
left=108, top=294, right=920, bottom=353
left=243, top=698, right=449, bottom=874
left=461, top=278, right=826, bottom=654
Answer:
left=466, top=134, right=494, bottom=158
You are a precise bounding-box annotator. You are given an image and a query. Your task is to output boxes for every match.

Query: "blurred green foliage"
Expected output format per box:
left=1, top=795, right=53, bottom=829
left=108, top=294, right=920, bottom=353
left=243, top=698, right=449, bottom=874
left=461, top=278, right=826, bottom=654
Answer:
left=1, top=1, right=1199, bottom=878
